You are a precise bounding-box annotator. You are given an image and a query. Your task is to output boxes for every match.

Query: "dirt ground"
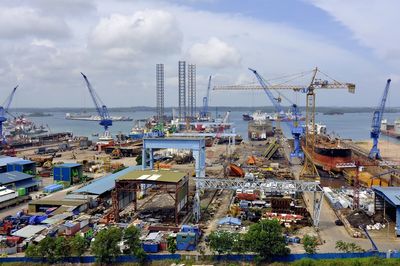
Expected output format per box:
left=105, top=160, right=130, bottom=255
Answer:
left=355, top=140, right=400, bottom=161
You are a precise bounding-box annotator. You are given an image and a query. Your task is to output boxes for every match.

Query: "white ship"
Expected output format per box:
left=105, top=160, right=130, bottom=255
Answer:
left=65, top=113, right=133, bottom=121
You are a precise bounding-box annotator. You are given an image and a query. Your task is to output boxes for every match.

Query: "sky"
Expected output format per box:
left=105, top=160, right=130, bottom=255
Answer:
left=0, top=0, right=399, bottom=108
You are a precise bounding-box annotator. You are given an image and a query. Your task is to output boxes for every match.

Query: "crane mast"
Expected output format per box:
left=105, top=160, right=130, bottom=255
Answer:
left=369, top=79, right=391, bottom=159
left=200, top=75, right=212, bottom=119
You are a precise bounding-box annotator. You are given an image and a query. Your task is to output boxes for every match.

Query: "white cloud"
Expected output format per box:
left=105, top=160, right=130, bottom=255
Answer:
left=0, top=7, right=70, bottom=40
left=90, top=10, right=183, bottom=60
left=310, top=0, right=400, bottom=61
left=188, top=37, right=241, bottom=68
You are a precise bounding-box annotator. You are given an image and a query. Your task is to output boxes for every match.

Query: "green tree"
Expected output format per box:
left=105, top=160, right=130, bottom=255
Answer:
left=54, top=237, right=72, bottom=261
left=91, top=227, right=123, bottom=264
left=167, top=236, right=176, bottom=254
left=244, top=219, right=290, bottom=261
left=207, top=231, right=237, bottom=255
left=302, top=235, right=318, bottom=254
left=37, top=237, right=56, bottom=263
left=25, top=244, right=39, bottom=257
left=70, top=234, right=88, bottom=257
left=124, top=225, right=145, bottom=259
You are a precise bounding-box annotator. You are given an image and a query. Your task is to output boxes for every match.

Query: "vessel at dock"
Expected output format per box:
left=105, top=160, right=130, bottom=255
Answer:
left=248, top=119, right=274, bottom=140
left=242, top=113, right=254, bottom=121
left=65, top=113, right=133, bottom=121
left=302, top=134, right=352, bottom=172
left=381, top=119, right=400, bottom=139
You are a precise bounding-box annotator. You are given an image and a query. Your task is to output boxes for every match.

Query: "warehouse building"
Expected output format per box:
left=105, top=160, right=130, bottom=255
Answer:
left=0, top=171, right=39, bottom=194
left=53, top=163, right=83, bottom=186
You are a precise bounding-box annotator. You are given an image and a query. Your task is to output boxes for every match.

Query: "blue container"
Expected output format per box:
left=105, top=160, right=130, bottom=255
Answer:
left=142, top=243, right=159, bottom=253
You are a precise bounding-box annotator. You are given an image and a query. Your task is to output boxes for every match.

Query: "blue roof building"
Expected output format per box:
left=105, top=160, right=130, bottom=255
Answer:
left=0, top=156, right=23, bottom=173
left=74, top=166, right=141, bottom=195
left=0, top=171, right=39, bottom=193
left=373, top=186, right=400, bottom=236
left=53, top=163, right=83, bottom=185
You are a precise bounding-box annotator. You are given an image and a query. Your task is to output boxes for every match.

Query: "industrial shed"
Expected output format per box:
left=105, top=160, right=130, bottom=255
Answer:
left=112, top=169, right=189, bottom=225
left=0, top=171, right=39, bottom=193
left=373, top=186, right=400, bottom=236
left=53, top=163, right=83, bottom=186
left=7, top=160, right=36, bottom=175
left=0, top=156, right=23, bottom=173
left=73, top=166, right=141, bottom=209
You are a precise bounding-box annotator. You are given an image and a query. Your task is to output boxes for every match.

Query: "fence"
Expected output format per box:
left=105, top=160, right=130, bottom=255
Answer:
left=0, top=251, right=397, bottom=264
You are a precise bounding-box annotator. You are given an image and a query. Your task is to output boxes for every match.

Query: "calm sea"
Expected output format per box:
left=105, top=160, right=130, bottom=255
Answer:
left=21, top=111, right=400, bottom=143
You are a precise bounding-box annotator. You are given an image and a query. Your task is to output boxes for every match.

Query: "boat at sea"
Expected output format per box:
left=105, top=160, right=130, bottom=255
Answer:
left=242, top=113, right=254, bottom=121
left=65, top=113, right=133, bottom=121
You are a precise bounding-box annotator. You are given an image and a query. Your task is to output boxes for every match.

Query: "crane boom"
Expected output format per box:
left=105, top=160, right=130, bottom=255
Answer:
left=80, top=73, right=112, bottom=132
left=369, top=79, right=391, bottom=159
left=0, top=85, right=18, bottom=144
left=248, top=68, right=284, bottom=115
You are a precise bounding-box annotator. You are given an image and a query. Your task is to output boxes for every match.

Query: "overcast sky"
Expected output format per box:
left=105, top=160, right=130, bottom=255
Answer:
left=1, top=0, right=399, bottom=108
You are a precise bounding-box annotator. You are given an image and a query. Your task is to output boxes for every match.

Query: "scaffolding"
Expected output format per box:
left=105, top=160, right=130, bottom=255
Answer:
left=187, top=64, right=196, bottom=120
left=156, top=64, right=165, bottom=123
left=178, top=61, right=186, bottom=121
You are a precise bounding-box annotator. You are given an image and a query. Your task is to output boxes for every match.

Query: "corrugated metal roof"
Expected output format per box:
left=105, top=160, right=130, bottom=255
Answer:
left=218, top=217, right=241, bottom=226
left=73, top=166, right=141, bottom=195
left=42, top=213, right=72, bottom=225
left=0, top=171, right=33, bottom=185
left=15, top=179, right=40, bottom=189
left=372, top=186, right=400, bottom=206
left=117, top=169, right=186, bottom=183
left=56, top=163, right=81, bottom=168
left=12, top=225, right=47, bottom=238
left=8, top=160, right=34, bottom=166
left=0, top=156, right=23, bottom=167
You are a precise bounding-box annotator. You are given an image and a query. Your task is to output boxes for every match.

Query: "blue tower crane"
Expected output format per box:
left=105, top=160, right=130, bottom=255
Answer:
left=0, top=86, right=18, bottom=144
left=80, top=73, right=112, bottom=137
left=249, top=68, right=304, bottom=159
left=369, top=79, right=391, bottom=159
left=200, top=75, right=212, bottom=119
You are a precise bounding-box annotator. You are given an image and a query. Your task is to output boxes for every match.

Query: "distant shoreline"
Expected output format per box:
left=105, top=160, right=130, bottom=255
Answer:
left=9, top=106, right=400, bottom=114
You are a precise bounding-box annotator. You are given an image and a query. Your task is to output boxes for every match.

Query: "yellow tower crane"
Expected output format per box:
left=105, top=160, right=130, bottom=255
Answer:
left=213, top=67, right=355, bottom=180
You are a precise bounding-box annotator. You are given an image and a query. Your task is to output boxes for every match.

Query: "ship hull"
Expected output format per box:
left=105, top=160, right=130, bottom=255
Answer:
left=302, top=142, right=352, bottom=172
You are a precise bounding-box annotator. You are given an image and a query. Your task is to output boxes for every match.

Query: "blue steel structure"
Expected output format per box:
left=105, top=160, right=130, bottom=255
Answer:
left=372, top=186, right=400, bottom=236
left=80, top=73, right=112, bottom=135
left=200, top=75, right=212, bottom=119
left=248, top=68, right=304, bottom=159
left=0, top=86, right=18, bottom=144
left=142, top=138, right=206, bottom=222
left=369, top=79, right=391, bottom=159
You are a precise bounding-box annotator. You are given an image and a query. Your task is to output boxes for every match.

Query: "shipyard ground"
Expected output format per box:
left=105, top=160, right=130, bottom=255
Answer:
left=0, top=135, right=400, bottom=254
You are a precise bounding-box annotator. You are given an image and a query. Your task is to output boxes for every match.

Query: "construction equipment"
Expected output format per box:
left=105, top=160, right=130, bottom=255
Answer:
left=200, top=75, right=212, bottom=119
left=80, top=73, right=112, bottom=139
left=248, top=68, right=304, bottom=159
left=0, top=86, right=18, bottom=144
left=369, top=79, right=391, bottom=159
left=217, top=67, right=355, bottom=178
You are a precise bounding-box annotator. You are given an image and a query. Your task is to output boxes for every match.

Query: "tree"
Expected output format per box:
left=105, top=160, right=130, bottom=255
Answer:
left=207, top=231, right=237, bottom=255
left=71, top=234, right=88, bottom=257
left=302, top=235, right=318, bottom=254
left=91, top=227, right=123, bottom=264
left=124, top=225, right=146, bottom=261
left=335, top=240, right=365, bottom=253
left=37, top=237, right=56, bottom=263
left=244, top=219, right=290, bottom=261
left=25, top=244, right=39, bottom=257
left=54, top=237, right=72, bottom=261
left=167, top=236, right=176, bottom=254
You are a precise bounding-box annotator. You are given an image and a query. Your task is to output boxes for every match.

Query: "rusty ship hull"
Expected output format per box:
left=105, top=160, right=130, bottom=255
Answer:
left=302, top=136, right=352, bottom=172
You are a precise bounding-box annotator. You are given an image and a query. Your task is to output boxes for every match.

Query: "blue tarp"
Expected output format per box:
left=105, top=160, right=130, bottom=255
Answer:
left=218, top=217, right=241, bottom=226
